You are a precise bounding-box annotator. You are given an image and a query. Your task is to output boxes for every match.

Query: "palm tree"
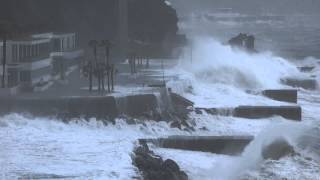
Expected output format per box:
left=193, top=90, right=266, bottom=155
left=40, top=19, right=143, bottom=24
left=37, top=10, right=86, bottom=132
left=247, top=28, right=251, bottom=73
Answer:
left=88, top=40, right=99, bottom=92
left=100, top=40, right=113, bottom=92
left=100, top=40, right=112, bottom=66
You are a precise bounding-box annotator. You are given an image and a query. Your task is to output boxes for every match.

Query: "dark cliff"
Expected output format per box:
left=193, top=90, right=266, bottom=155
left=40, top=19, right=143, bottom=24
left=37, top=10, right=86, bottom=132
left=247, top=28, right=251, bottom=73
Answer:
left=0, top=0, right=182, bottom=58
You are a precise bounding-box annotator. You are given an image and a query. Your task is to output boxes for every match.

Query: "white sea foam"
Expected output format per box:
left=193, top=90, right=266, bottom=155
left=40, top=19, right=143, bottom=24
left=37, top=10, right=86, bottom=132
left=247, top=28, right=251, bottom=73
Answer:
left=0, top=114, right=186, bottom=179
left=167, top=37, right=300, bottom=107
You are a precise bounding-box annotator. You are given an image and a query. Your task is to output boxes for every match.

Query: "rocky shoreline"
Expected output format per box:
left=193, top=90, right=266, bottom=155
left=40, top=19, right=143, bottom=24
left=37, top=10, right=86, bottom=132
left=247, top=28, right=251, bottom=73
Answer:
left=132, top=142, right=188, bottom=180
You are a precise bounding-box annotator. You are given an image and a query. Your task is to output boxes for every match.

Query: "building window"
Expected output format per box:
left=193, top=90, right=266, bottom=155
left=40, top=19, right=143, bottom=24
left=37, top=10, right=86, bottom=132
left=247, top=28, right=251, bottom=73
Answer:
left=61, top=39, right=64, bottom=51
left=18, top=45, right=21, bottom=60
left=0, top=45, right=3, bottom=60
left=12, top=45, right=17, bottom=62
left=23, top=45, right=27, bottom=59
left=20, top=71, right=31, bottom=82
left=53, top=39, right=60, bottom=52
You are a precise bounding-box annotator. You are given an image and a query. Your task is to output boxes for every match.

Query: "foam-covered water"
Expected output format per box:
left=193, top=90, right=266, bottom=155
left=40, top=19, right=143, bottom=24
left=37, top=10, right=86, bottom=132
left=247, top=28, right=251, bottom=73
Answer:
left=0, top=114, right=186, bottom=179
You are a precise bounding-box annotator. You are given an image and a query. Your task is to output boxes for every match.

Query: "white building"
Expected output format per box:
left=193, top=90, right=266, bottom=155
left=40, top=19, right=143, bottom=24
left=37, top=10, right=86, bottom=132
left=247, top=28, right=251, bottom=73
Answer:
left=0, top=32, right=83, bottom=95
left=33, top=33, right=83, bottom=77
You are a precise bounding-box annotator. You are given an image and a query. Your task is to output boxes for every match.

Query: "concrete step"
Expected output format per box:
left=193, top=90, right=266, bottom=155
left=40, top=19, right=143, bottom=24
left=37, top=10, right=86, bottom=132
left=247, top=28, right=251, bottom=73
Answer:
left=234, top=106, right=301, bottom=121
left=196, top=105, right=301, bottom=121
left=298, top=66, right=315, bottom=72
left=140, top=135, right=253, bottom=155
left=262, top=89, right=297, bottom=103
left=281, top=78, right=318, bottom=90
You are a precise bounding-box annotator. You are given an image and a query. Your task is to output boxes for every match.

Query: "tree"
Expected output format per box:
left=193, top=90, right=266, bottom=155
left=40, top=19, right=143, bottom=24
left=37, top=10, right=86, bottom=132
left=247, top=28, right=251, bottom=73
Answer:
left=88, top=40, right=99, bottom=92
left=100, top=40, right=113, bottom=92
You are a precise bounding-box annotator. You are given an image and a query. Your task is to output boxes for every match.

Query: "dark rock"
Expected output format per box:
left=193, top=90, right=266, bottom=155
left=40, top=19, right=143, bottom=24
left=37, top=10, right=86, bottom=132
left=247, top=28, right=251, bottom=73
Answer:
left=162, top=159, right=180, bottom=172
left=170, top=121, right=182, bottom=129
left=228, top=33, right=257, bottom=52
left=125, top=118, right=137, bottom=125
left=183, top=126, right=195, bottom=132
left=132, top=144, right=188, bottom=180
left=199, top=127, right=209, bottom=131
left=195, top=108, right=202, bottom=114
left=262, top=138, right=295, bottom=160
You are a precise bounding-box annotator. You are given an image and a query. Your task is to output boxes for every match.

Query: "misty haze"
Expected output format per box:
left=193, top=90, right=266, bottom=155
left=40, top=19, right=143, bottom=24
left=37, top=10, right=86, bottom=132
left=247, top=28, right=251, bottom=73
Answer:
left=1, top=0, right=320, bottom=179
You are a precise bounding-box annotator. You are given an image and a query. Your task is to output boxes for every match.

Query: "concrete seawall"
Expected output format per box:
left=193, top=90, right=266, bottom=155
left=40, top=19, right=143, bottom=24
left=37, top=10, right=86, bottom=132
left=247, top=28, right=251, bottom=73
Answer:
left=0, top=94, right=161, bottom=120
left=116, top=94, right=159, bottom=118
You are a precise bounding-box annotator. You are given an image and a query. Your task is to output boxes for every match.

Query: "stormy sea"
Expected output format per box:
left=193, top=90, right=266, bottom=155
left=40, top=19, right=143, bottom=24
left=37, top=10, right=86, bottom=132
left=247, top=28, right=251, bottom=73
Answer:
left=1, top=11, right=320, bottom=180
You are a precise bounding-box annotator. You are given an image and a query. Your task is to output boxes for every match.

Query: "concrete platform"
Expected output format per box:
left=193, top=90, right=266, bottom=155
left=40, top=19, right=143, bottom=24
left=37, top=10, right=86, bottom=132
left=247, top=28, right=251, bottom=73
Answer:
left=298, top=66, right=315, bottom=72
left=140, top=135, right=254, bottom=155
left=234, top=106, right=301, bottom=121
left=0, top=94, right=160, bottom=120
left=281, top=78, right=318, bottom=90
left=197, top=105, right=301, bottom=121
left=262, top=89, right=298, bottom=103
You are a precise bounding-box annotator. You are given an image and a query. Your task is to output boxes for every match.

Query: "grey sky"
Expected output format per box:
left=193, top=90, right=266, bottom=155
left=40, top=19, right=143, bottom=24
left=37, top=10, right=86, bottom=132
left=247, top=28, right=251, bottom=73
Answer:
left=169, top=0, right=320, bottom=14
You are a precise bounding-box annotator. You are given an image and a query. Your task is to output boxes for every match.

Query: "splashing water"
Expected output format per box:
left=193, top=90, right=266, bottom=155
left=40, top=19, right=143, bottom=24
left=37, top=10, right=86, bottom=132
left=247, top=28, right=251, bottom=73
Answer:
left=168, top=37, right=300, bottom=107
left=209, top=121, right=319, bottom=180
left=182, top=37, right=299, bottom=89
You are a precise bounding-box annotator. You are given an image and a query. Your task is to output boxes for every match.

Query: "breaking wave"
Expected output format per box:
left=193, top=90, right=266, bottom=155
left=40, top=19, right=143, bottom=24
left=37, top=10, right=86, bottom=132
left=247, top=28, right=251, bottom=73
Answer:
left=210, top=121, right=320, bottom=180
left=168, top=37, right=300, bottom=107
left=181, top=37, right=299, bottom=89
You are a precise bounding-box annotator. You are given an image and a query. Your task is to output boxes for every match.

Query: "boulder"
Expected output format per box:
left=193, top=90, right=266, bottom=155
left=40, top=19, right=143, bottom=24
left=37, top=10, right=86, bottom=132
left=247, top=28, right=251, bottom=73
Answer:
left=132, top=144, right=188, bottom=180
left=262, top=138, right=295, bottom=160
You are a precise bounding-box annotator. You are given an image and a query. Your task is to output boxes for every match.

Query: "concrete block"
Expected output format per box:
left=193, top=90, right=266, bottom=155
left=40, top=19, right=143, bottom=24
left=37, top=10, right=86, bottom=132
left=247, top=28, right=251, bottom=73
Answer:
left=281, top=78, right=318, bottom=90
left=298, top=66, right=315, bottom=72
left=117, top=94, right=159, bottom=118
left=141, top=135, right=253, bottom=155
left=13, top=97, right=67, bottom=116
left=234, top=106, right=301, bottom=121
left=67, top=96, right=118, bottom=119
left=262, top=89, right=297, bottom=103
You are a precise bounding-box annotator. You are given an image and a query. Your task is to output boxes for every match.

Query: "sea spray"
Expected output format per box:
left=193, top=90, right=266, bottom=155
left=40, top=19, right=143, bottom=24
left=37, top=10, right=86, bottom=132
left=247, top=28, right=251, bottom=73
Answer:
left=167, top=37, right=300, bottom=107
left=212, top=121, right=312, bottom=180
left=180, top=37, right=300, bottom=89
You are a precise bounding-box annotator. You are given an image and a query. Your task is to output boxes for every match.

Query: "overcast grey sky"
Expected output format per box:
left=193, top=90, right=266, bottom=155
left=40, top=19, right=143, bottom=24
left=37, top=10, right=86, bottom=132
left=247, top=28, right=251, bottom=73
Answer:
left=169, top=0, right=320, bottom=14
